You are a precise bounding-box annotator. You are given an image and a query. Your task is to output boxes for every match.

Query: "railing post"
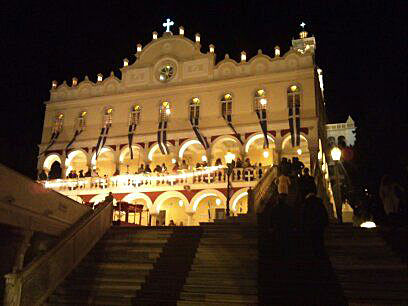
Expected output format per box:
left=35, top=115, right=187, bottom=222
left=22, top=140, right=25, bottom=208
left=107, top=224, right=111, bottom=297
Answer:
left=4, top=273, right=22, bottom=306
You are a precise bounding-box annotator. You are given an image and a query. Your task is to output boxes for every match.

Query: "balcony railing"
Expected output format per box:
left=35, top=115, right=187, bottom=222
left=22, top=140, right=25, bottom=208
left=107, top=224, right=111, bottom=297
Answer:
left=41, top=166, right=270, bottom=192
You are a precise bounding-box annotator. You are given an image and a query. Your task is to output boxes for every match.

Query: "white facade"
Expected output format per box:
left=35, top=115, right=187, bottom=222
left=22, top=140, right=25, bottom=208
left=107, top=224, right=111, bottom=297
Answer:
left=326, top=116, right=356, bottom=147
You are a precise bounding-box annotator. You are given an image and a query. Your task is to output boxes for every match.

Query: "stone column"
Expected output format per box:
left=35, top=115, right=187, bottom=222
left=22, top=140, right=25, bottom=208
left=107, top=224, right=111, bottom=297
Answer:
left=186, top=212, right=195, bottom=226
left=150, top=213, right=158, bottom=226
left=61, top=154, right=67, bottom=178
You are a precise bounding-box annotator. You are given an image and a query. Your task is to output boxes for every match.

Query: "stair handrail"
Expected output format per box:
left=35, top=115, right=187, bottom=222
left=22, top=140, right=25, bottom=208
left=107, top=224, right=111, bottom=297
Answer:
left=3, top=201, right=113, bottom=306
left=248, top=165, right=278, bottom=215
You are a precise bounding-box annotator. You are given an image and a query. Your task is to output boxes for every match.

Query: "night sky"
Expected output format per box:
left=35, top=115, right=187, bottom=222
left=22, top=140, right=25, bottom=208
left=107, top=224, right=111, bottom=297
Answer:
left=0, top=1, right=406, bottom=188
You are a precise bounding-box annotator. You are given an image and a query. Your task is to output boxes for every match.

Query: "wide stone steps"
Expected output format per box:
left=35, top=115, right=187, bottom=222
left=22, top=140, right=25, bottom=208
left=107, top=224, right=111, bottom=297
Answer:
left=179, top=292, right=258, bottom=304
left=326, top=225, right=408, bottom=304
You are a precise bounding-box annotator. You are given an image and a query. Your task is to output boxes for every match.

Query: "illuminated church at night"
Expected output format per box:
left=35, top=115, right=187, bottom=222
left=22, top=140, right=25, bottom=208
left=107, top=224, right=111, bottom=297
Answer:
left=37, top=21, right=328, bottom=226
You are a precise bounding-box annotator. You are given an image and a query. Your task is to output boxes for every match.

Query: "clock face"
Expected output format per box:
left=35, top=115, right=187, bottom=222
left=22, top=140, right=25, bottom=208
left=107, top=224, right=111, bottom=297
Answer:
left=159, top=65, right=174, bottom=82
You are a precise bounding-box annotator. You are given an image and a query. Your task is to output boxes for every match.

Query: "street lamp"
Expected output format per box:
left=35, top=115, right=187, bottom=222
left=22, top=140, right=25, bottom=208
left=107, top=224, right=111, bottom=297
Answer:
left=224, top=152, right=235, bottom=217
left=331, top=146, right=343, bottom=224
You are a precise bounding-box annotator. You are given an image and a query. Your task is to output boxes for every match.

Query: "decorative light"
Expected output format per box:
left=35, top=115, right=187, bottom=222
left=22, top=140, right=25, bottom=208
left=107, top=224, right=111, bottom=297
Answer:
left=360, top=221, right=376, bottom=228
left=290, top=85, right=298, bottom=92
left=179, top=26, right=184, bottom=36
left=97, top=74, right=103, bottom=82
left=152, top=31, right=158, bottom=40
left=297, top=148, right=302, bottom=155
left=201, top=155, right=207, bottom=162
left=331, top=147, right=342, bottom=161
left=137, top=44, right=142, bottom=52
left=215, top=198, right=221, bottom=206
left=241, top=51, right=246, bottom=62
left=58, top=114, right=64, bottom=119
left=123, top=58, right=129, bottom=67
left=209, top=44, right=215, bottom=53
left=106, top=108, right=113, bottom=114
left=257, top=89, right=265, bottom=96
left=165, top=108, right=171, bottom=115
left=263, top=151, right=269, bottom=158
left=192, top=97, right=200, bottom=104
left=260, top=98, right=267, bottom=106
left=224, top=93, right=232, bottom=100
left=81, top=111, right=87, bottom=117
left=52, top=80, right=58, bottom=89
left=274, top=46, right=280, bottom=57
left=195, top=33, right=200, bottom=43
left=171, top=158, right=177, bottom=164
left=178, top=200, right=183, bottom=207
left=224, top=152, right=235, bottom=164
left=72, top=77, right=78, bottom=86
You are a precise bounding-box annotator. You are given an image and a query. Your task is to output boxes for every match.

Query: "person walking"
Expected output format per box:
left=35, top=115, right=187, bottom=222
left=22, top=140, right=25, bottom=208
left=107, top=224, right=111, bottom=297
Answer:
left=302, top=189, right=329, bottom=257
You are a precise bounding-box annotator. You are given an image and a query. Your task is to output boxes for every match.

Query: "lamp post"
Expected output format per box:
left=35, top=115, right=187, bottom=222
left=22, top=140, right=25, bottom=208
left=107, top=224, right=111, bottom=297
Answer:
left=224, top=152, right=235, bottom=217
left=331, top=146, right=343, bottom=224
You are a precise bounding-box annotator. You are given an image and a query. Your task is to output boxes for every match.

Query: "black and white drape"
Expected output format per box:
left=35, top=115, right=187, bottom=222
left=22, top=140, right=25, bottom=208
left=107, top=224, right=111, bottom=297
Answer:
left=65, top=116, right=85, bottom=152
left=95, top=116, right=111, bottom=160
left=39, top=116, right=63, bottom=155
left=157, top=120, right=169, bottom=155
left=127, top=110, right=140, bottom=159
left=189, top=104, right=209, bottom=149
left=255, top=108, right=269, bottom=149
left=222, top=101, right=243, bottom=144
left=288, top=93, right=301, bottom=147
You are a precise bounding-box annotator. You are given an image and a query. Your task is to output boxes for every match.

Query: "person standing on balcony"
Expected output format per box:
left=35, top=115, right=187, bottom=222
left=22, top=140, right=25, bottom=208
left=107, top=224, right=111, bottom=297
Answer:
left=181, top=159, right=188, bottom=170
left=138, top=163, right=145, bottom=173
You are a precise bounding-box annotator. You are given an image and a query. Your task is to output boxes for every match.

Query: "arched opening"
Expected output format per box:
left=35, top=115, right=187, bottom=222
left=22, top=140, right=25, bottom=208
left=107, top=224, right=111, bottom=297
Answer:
left=148, top=143, right=175, bottom=171
left=121, top=193, right=152, bottom=225
left=89, top=193, right=117, bottom=206
left=245, top=134, right=275, bottom=166
left=120, top=146, right=143, bottom=174
left=211, top=137, right=242, bottom=166
left=65, top=150, right=88, bottom=177
left=231, top=189, right=249, bottom=214
left=43, top=154, right=61, bottom=172
left=155, top=196, right=188, bottom=226
left=48, top=161, right=62, bottom=179
left=92, top=147, right=116, bottom=177
left=192, top=193, right=226, bottom=225
left=179, top=139, right=206, bottom=168
left=282, top=135, right=310, bottom=170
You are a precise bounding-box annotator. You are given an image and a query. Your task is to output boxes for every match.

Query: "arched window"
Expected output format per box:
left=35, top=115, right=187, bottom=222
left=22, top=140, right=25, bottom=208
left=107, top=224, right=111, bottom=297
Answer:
left=287, top=84, right=301, bottom=110
left=104, top=107, right=113, bottom=125
left=189, top=97, right=200, bottom=122
left=78, top=111, right=87, bottom=130
left=159, top=101, right=171, bottom=121
left=53, top=113, right=64, bottom=132
left=130, top=105, right=141, bottom=125
left=254, top=89, right=267, bottom=111
left=221, top=93, right=232, bottom=118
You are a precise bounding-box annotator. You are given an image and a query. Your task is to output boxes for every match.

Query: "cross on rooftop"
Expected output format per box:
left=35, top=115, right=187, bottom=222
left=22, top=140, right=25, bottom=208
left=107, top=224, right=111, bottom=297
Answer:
left=163, top=18, right=174, bottom=32
left=300, top=22, right=306, bottom=28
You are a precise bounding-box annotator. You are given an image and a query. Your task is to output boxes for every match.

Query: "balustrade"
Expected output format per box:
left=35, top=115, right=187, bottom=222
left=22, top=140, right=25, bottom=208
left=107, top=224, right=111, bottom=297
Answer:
left=41, top=166, right=269, bottom=192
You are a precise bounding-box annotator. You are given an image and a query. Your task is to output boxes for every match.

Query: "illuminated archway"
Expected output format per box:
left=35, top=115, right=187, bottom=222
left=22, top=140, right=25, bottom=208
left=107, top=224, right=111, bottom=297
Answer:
left=211, top=135, right=242, bottom=166
left=189, top=189, right=227, bottom=225
left=65, top=149, right=89, bottom=176
left=148, top=142, right=175, bottom=170
left=89, top=193, right=117, bottom=205
left=119, top=145, right=145, bottom=174
left=43, top=153, right=62, bottom=171
left=178, top=139, right=206, bottom=167
left=121, top=192, right=153, bottom=225
left=230, top=188, right=249, bottom=213
left=91, top=147, right=116, bottom=177
left=153, top=191, right=189, bottom=226
left=245, top=133, right=275, bottom=166
left=282, top=134, right=310, bottom=169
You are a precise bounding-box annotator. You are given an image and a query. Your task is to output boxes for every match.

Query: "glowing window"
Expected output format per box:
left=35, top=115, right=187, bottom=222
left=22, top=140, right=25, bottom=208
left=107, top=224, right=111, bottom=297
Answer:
left=287, top=85, right=301, bottom=109
left=221, top=93, right=233, bottom=117
left=189, top=97, right=200, bottom=121
left=78, top=111, right=87, bottom=129
left=254, top=89, right=267, bottom=110
left=130, top=105, right=141, bottom=125
left=159, top=101, right=171, bottom=121
left=104, top=107, right=113, bottom=125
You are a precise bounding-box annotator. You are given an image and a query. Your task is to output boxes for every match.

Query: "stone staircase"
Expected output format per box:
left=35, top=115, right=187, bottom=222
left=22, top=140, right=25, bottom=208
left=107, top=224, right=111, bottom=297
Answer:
left=178, top=215, right=259, bottom=305
left=326, top=224, right=408, bottom=305
left=47, top=227, right=175, bottom=305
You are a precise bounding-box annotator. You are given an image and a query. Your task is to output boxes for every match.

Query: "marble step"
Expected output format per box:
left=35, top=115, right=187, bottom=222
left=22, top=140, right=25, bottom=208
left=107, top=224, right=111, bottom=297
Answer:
left=48, top=293, right=133, bottom=305
left=177, top=301, right=252, bottom=306
left=179, top=292, right=258, bottom=303
left=187, top=270, right=257, bottom=279
left=185, top=277, right=257, bottom=287
left=181, top=284, right=257, bottom=295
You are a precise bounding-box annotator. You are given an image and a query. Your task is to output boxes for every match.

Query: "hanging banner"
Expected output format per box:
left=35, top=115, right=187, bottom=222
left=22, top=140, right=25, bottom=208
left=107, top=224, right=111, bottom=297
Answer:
left=189, top=108, right=209, bottom=149
left=288, top=99, right=301, bottom=147
left=95, top=124, right=111, bottom=160
left=256, top=108, right=269, bottom=149
left=157, top=121, right=169, bottom=155
left=39, top=114, right=64, bottom=155
left=222, top=113, right=243, bottom=145
left=39, top=130, right=60, bottom=155
left=128, top=123, right=137, bottom=159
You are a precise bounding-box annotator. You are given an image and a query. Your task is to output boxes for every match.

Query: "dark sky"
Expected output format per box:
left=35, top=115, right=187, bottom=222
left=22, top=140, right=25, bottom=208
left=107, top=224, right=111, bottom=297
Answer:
left=0, top=1, right=406, bottom=181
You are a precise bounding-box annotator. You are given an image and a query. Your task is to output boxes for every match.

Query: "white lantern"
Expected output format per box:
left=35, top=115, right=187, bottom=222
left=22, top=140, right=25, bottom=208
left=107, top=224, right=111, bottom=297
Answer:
left=331, top=147, right=342, bottom=161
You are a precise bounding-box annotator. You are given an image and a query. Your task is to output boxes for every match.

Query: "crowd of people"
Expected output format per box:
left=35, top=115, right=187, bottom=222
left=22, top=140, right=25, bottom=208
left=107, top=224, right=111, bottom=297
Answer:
left=269, top=158, right=329, bottom=257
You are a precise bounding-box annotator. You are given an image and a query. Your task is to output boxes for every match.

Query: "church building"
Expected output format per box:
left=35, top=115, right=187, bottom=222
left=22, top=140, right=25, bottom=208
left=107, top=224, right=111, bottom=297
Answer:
left=37, top=21, right=328, bottom=226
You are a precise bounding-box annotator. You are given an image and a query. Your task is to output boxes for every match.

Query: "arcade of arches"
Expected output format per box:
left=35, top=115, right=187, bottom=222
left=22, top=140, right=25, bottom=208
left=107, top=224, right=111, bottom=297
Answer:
left=41, top=133, right=311, bottom=178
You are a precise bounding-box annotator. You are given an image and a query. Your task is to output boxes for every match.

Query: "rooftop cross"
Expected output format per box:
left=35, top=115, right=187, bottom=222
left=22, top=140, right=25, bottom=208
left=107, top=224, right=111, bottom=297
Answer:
left=300, top=22, right=306, bottom=29
left=163, top=18, right=174, bottom=32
